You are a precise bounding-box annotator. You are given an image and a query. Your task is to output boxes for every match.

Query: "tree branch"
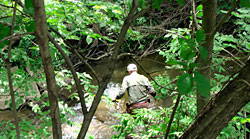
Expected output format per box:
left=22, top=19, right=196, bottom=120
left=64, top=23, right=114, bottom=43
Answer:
left=49, top=27, right=100, bottom=83
left=164, top=93, right=181, bottom=138
left=0, top=32, right=34, bottom=43
left=191, top=0, right=199, bottom=31
left=212, top=0, right=240, bottom=36
left=132, top=58, right=176, bottom=92
left=47, top=33, right=88, bottom=114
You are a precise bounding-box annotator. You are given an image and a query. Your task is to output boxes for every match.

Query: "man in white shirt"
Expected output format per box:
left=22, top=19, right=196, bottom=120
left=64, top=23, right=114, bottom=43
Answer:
left=116, top=63, right=156, bottom=114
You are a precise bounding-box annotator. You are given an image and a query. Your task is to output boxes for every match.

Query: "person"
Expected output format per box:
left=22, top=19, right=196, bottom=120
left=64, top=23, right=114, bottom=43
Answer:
left=115, top=63, right=156, bottom=115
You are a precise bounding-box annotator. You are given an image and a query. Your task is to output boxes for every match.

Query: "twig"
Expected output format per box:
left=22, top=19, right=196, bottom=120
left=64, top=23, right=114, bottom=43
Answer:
left=0, top=3, right=26, bottom=16
left=221, top=47, right=245, bottom=67
left=191, top=0, right=199, bottom=31
left=212, top=0, right=240, bottom=36
left=0, top=32, right=34, bottom=43
left=73, top=49, right=100, bottom=83
left=139, top=34, right=163, bottom=59
left=164, top=93, right=181, bottom=138
left=132, top=58, right=175, bottom=92
left=155, top=79, right=178, bottom=91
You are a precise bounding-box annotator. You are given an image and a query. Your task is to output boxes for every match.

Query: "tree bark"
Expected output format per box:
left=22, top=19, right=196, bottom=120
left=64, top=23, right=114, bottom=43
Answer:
left=196, top=0, right=217, bottom=113
left=33, top=0, right=62, bottom=138
left=180, top=59, right=250, bottom=139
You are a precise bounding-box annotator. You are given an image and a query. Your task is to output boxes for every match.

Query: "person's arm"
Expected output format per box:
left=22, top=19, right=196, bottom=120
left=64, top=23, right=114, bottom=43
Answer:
left=116, top=77, right=128, bottom=99
left=144, top=77, right=156, bottom=97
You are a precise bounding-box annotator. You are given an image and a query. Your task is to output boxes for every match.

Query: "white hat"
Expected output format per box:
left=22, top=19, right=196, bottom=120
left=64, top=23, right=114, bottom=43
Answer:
left=127, top=64, right=137, bottom=71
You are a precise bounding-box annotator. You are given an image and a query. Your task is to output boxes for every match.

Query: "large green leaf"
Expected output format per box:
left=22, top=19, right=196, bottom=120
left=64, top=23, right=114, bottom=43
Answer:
left=199, top=46, right=208, bottom=61
left=180, top=46, right=196, bottom=60
left=177, top=73, right=193, bottom=95
left=195, top=29, right=206, bottom=44
left=194, top=72, right=210, bottom=98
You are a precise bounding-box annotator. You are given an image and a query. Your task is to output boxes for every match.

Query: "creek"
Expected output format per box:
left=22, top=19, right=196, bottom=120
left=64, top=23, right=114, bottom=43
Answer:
left=0, top=54, right=178, bottom=138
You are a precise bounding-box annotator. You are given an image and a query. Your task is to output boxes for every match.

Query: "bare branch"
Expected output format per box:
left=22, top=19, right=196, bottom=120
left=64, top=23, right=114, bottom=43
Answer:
left=132, top=58, right=175, bottom=92
left=212, top=0, right=240, bottom=36
left=0, top=32, right=34, bottom=43
left=49, top=28, right=100, bottom=83
left=73, top=49, right=100, bottom=84
left=191, top=0, right=199, bottom=31
left=48, top=33, right=88, bottom=114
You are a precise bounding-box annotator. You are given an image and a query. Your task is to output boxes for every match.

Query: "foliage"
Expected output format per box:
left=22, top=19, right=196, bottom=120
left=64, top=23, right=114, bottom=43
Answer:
left=112, top=94, right=197, bottom=138
left=0, top=98, right=75, bottom=138
left=159, top=27, right=210, bottom=98
left=0, top=0, right=250, bottom=138
left=151, top=72, right=176, bottom=100
left=0, top=67, right=41, bottom=109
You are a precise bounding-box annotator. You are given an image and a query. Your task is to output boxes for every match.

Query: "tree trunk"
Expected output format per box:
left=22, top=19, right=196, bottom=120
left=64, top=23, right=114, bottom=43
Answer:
left=33, top=0, right=62, bottom=138
left=180, top=59, right=250, bottom=139
left=7, top=0, right=20, bottom=138
left=196, top=0, right=217, bottom=113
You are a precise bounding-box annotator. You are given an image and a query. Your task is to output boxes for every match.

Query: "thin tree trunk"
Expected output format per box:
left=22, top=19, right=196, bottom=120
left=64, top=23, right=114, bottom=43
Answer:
left=32, top=0, right=62, bottom=138
left=7, top=0, right=20, bottom=138
left=196, top=0, right=217, bottom=113
left=180, top=59, right=250, bottom=139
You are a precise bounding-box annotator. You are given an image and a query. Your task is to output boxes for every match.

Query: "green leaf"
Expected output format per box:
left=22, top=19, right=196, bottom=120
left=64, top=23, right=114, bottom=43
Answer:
left=194, top=72, right=210, bottom=98
left=178, top=37, right=185, bottom=46
left=167, top=60, right=179, bottom=65
left=138, top=0, right=144, bottom=7
left=0, top=23, right=10, bottom=39
left=107, top=8, right=113, bottom=17
left=177, top=73, right=193, bottom=95
left=86, top=36, right=93, bottom=45
left=195, top=30, right=206, bottom=44
left=0, top=23, right=10, bottom=48
left=25, top=21, right=36, bottom=32
left=152, top=0, right=163, bottom=9
left=240, top=118, right=247, bottom=124
left=247, top=44, right=250, bottom=50
left=176, top=0, right=184, bottom=6
left=185, top=39, right=196, bottom=48
left=180, top=46, right=196, bottom=60
left=240, top=0, right=250, bottom=8
left=24, top=0, right=34, bottom=15
left=199, top=46, right=208, bottom=61
left=189, top=62, right=198, bottom=71
left=196, top=4, right=203, bottom=11
left=196, top=12, right=203, bottom=17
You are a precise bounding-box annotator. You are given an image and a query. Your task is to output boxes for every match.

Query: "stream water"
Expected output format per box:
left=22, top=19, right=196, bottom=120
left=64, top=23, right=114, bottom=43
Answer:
left=0, top=54, right=177, bottom=138
left=62, top=82, right=124, bottom=139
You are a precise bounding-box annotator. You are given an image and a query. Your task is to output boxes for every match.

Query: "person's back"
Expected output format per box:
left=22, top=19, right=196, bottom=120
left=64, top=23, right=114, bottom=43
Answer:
left=122, top=71, right=152, bottom=105
left=116, top=64, right=156, bottom=114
